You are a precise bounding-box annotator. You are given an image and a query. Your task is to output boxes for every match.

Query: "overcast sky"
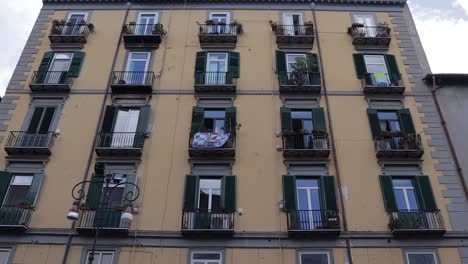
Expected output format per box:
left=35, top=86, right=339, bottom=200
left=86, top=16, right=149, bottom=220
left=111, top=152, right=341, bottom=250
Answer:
left=0, top=0, right=467, bottom=96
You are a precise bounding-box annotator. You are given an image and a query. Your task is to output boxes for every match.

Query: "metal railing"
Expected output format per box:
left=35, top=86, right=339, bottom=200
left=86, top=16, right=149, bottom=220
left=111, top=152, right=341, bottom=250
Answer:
left=348, top=25, right=391, bottom=38
left=122, top=23, right=165, bottom=36
left=5, top=131, right=56, bottom=149
left=278, top=72, right=321, bottom=86
left=362, top=73, right=403, bottom=87
left=388, top=210, right=445, bottom=230
left=182, top=209, right=234, bottom=230
left=282, top=131, right=329, bottom=150
left=78, top=207, right=130, bottom=229
left=111, top=71, right=155, bottom=87
left=287, top=210, right=340, bottom=231
left=375, top=133, right=423, bottom=152
left=31, top=71, right=74, bottom=86
left=0, top=206, right=33, bottom=227
left=50, top=22, right=91, bottom=36
left=194, top=72, right=237, bottom=86
left=199, top=24, right=238, bottom=36
left=274, top=24, right=314, bottom=36
left=96, top=132, right=145, bottom=149
left=189, top=132, right=236, bottom=149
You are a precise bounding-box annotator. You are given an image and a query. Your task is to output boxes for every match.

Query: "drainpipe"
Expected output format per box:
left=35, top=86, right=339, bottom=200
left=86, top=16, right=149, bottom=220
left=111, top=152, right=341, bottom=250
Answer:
left=61, top=3, right=132, bottom=263
left=430, top=76, right=468, bottom=201
left=311, top=4, right=353, bottom=264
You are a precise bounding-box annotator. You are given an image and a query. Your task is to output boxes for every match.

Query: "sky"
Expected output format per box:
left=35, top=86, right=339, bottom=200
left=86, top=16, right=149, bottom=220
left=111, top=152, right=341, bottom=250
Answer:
left=0, top=0, right=467, bottom=96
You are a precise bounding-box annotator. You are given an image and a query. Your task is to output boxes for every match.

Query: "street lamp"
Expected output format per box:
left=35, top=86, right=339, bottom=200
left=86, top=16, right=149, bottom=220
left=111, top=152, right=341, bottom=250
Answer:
left=67, top=173, right=140, bottom=264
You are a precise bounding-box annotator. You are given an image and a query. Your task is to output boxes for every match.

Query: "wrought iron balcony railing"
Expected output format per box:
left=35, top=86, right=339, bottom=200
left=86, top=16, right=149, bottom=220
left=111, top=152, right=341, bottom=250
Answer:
left=30, top=71, right=74, bottom=92
left=194, top=72, right=237, bottom=93
left=188, top=132, right=236, bottom=158
left=0, top=206, right=33, bottom=230
left=287, top=210, right=340, bottom=232
left=375, top=133, right=424, bottom=159
left=110, top=71, right=155, bottom=93
left=77, top=207, right=130, bottom=230
left=95, top=132, right=145, bottom=157
left=347, top=25, right=391, bottom=49
left=199, top=24, right=239, bottom=36
left=5, top=131, right=56, bottom=156
left=122, top=23, right=165, bottom=36
left=278, top=72, right=321, bottom=93
left=122, top=23, right=165, bottom=49
left=272, top=24, right=315, bottom=48
left=282, top=131, right=330, bottom=158
left=182, top=209, right=234, bottom=232
left=388, top=210, right=445, bottom=236
left=273, top=24, right=314, bottom=36
left=361, top=73, right=404, bottom=94
left=50, top=22, right=91, bottom=37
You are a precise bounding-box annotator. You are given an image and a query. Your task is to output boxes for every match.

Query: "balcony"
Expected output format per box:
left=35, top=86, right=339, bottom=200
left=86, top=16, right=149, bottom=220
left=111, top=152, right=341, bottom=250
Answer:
left=198, top=23, right=239, bottom=49
left=122, top=23, right=165, bottom=49
left=5, top=131, right=56, bottom=156
left=375, top=133, right=424, bottom=159
left=388, top=210, right=445, bottom=237
left=282, top=131, right=330, bottom=159
left=194, top=72, right=237, bottom=94
left=272, top=24, right=314, bottom=49
left=361, top=73, right=405, bottom=95
left=181, top=209, right=234, bottom=236
left=287, top=210, right=340, bottom=237
left=347, top=24, right=391, bottom=50
left=49, top=21, right=93, bottom=48
left=0, top=206, right=33, bottom=232
left=76, top=207, right=130, bottom=236
left=95, top=132, right=145, bottom=157
left=110, top=71, right=155, bottom=94
left=29, top=71, right=74, bottom=93
left=188, top=132, right=235, bottom=159
left=278, top=72, right=321, bottom=94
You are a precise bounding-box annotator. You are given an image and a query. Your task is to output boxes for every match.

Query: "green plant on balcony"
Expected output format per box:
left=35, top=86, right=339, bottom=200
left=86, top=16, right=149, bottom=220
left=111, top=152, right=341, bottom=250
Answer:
left=388, top=216, right=401, bottom=230
left=399, top=134, right=419, bottom=150
left=231, top=19, right=243, bottom=34
left=270, top=20, right=284, bottom=35
left=304, top=21, right=314, bottom=35
left=152, top=23, right=167, bottom=35
left=288, top=56, right=318, bottom=86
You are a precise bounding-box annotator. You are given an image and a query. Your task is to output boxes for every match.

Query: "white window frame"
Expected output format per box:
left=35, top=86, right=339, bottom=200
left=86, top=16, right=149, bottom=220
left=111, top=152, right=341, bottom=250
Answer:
left=197, top=178, right=222, bottom=211
left=209, top=12, right=230, bottom=23
left=190, top=250, right=223, bottom=264
left=67, top=12, right=88, bottom=22
left=85, top=251, right=114, bottom=264
left=3, top=175, right=33, bottom=206
left=393, top=179, right=419, bottom=211
left=282, top=12, right=304, bottom=26
left=125, top=52, right=151, bottom=73
left=364, top=55, right=390, bottom=85
left=353, top=13, right=376, bottom=27
left=406, top=251, right=438, bottom=264
left=0, top=248, right=11, bottom=264
left=286, top=53, right=306, bottom=74
left=137, top=12, right=159, bottom=24
left=299, top=251, right=331, bottom=264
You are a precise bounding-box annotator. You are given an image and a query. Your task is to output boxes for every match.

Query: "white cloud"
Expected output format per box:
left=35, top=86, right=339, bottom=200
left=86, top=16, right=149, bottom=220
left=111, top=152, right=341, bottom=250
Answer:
left=454, top=0, right=468, bottom=15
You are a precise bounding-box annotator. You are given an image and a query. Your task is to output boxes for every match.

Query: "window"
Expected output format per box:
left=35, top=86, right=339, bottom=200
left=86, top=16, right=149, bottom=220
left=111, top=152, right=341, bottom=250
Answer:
left=364, top=55, right=389, bottom=85
left=353, top=54, right=401, bottom=87
left=85, top=251, right=114, bottom=264
left=64, top=12, right=88, bottom=35
left=281, top=107, right=326, bottom=150
left=0, top=249, right=10, bottom=264
left=393, top=179, right=419, bottom=211
left=299, top=252, right=330, bottom=264
left=282, top=13, right=304, bottom=35
left=25, top=106, right=56, bottom=135
left=125, top=52, right=151, bottom=84
left=198, top=178, right=222, bottom=211
left=194, top=52, right=240, bottom=85
left=206, top=53, right=228, bottom=85
left=101, top=174, right=128, bottom=208
left=190, top=251, right=222, bottom=264
left=3, top=176, right=33, bottom=206
left=203, top=110, right=226, bottom=133
left=353, top=14, right=376, bottom=37
left=136, top=12, right=158, bottom=35
left=406, top=252, right=438, bottom=264
left=377, top=111, right=401, bottom=133
left=111, top=108, right=140, bottom=147
left=296, top=179, right=322, bottom=229
left=46, top=53, right=73, bottom=84
left=208, top=12, right=231, bottom=34
left=367, top=108, right=416, bottom=139
left=286, top=54, right=307, bottom=74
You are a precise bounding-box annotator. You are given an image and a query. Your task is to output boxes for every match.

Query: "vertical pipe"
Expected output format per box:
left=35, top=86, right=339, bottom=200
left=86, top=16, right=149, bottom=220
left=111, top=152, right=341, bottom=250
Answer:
left=311, top=4, right=353, bottom=264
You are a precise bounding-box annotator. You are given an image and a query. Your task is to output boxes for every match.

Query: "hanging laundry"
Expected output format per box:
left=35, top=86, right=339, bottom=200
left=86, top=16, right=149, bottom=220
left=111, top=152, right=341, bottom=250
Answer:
left=192, top=132, right=230, bottom=148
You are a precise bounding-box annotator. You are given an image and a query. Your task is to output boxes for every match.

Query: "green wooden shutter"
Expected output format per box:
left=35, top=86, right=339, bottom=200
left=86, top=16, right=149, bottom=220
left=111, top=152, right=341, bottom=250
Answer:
left=276, top=50, right=287, bottom=85
left=194, top=51, right=207, bottom=76
left=415, top=176, right=438, bottom=211
left=379, top=175, right=398, bottom=212
left=86, top=165, right=105, bottom=209
left=385, top=54, right=401, bottom=81
left=27, top=107, right=45, bottom=134
left=222, top=176, right=236, bottom=212
left=134, top=105, right=151, bottom=148
left=367, top=108, right=381, bottom=138
left=353, top=54, right=366, bottom=79
left=306, top=53, right=319, bottom=73
left=122, top=174, right=137, bottom=206
left=68, top=51, right=85, bottom=77
left=320, top=176, right=338, bottom=211
left=101, top=106, right=118, bottom=133
left=312, top=107, right=326, bottom=132
left=38, top=107, right=56, bottom=134
left=191, top=106, right=205, bottom=134
left=183, top=175, right=198, bottom=210
left=38, top=52, right=54, bottom=73
left=228, top=52, right=240, bottom=78
left=26, top=173, right=44, bottom=206
left=280, top=107, right=292, bottom=132
left=0, top=171, right=13, bottom=205
left=398, top=108, right=416, bottom=135
left=282, top=175, right=297, bottom=211
left=225, top=107, right=237, bottom=135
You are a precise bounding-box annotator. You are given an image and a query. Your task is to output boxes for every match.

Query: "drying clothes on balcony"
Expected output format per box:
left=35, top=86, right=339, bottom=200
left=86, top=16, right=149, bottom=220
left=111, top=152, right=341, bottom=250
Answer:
left=373, top=72, right=388, bottom=86
left=192, top=132, right=230, bottom=148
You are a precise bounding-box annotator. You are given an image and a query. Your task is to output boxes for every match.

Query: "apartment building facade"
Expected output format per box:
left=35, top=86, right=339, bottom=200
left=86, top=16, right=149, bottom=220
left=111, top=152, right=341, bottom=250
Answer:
left=0, top=0, right=466, bottom=263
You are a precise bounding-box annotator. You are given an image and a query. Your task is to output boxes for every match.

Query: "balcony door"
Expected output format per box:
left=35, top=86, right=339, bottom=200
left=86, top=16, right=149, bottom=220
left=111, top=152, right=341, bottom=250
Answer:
left=111, top=109, right=140, bottom=148
left=23, top=106, right=56, bottom=147
left=197, top=178, right=222, bottom=229
left=393, top=179, right=419, bottom=211
left=296, top=179, right=321, bottom=230
left=202, top=110, right=226, bottom=133
left=64, top=12, right=88, bottom=35
left=353, top=14, right=376, bottom=37
left=136, top=12, right=158, bottom=35
left=208, top=12, right=230, bottom=34
left=292, top=111, right=314, bottom=149
left=282, top=13, right=303, bottom=36
left=45, top=53, right=73, bottom=84
left=125, top=52, right=151, bottom=84
left=206, top=53, right=228, bottom=85
left=364, top=55, right=390, bottom=86
left=286, top=54, right=307, bottom=80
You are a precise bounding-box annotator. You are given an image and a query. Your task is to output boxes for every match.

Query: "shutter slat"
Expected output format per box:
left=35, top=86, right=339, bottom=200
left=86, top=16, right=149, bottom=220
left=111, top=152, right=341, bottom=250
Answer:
left=183, top=175, right=198, bottom=210
left=27, top=107, right=45, bottom=134
left=0, top=171, right=13, bottom=205
left=228, top=52, right=240, bottom=78
left=68, top=51, right=85, bottom=77
left=225, top=107, right=237, bottom=135
left=353, top=54, right=366, bottom=79
left=398, top=108, right=416, bottom=135
left=306, top=53, right=319, bottom=73
left=190, top=106, right=205, bottom=134
left=195, top=51, right=207, bottom=77
left=276, top=50, right=287, bottom=85
left=282, top=175, right=297, bottom=211
left=367, top=108, right=381, bottom=138
left=320, top=176, right=338, bottom=211
left=101, top=106, right=118, bottom=133
left=379, top=175, right=398, bottom=212
left=312, top=107, right=326, bottom=132
left=385, top=54, right=401, bottom=81
left=26, top=173, right=44, bottom=206
left=222, top=176, right=236, bottom=212
left=280, top=107, right=292, bottom=132
left=416, top=176, right=438, bottom=211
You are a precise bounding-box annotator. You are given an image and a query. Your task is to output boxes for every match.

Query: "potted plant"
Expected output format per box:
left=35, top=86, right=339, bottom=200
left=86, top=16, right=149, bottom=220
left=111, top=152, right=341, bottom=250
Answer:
left=270, top=21, right=284, bottom=35
left=205, top=19, right=215, bottom=25
left=289, top=56, right=317, bottom=86
left=304, top=21, right=314, bottom=35
left=388, top=216, right=401, bottom=230
left=231, top=19, right=243, bottom=34
left=152, top=23, right=166, bottom=35
left=17, top=200, right=33, bottom=209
